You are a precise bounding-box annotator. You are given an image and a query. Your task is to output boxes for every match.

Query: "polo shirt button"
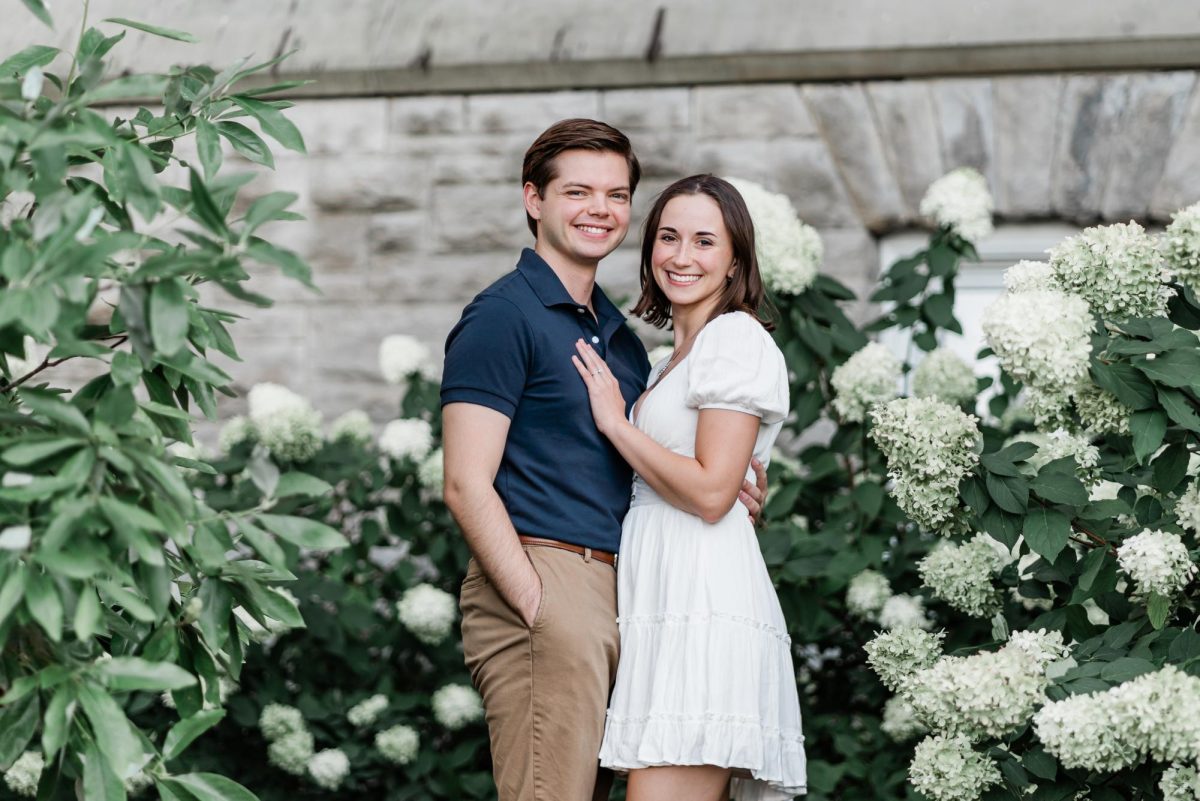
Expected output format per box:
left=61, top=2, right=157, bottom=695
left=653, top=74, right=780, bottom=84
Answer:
left=591, top=336, right=599, bottom=344
left=576, top=308, right=585, bottom=313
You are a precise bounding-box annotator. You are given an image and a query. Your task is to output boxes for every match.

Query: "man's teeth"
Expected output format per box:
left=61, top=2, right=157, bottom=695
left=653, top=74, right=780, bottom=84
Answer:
left=577, top=225, right=608, bottom=234
left=668, top=272, right=700, bottom=283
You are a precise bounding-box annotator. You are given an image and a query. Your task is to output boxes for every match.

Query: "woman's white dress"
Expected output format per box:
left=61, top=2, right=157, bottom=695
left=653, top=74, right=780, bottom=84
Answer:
left=598, top=312, right=807, bottom=800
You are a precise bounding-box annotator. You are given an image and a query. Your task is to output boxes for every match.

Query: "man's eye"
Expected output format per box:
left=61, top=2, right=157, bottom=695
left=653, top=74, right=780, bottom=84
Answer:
left=611, top=193, right=630, bottom=202
left=567, top=191, right=585, bottom=197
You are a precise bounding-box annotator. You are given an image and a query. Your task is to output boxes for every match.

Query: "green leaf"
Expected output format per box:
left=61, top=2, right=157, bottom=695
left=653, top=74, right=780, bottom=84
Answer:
left=242, top=192, right=299, bottom=234
left=82, top=741, right=125, bottom=801
left=95, top=656, right=197, bottom=692
left=217, top=121, right=274, bottom=168
left=1169, top=628, right=1200, bottom=662
left=245, top=239, right=313, bottom=287
left=1158, top=387, right=1200, bottom=433
left=1100, top=657, right=1157, bottom=681
left=77, top=682, right=146, bottom=779
left=274, top=471, right=333, bottom=500
left=1131, top=409, right=1168, bottom=463
left=19, top=389, right=91, bottom=436
left=195, top=118, right=222, bottom=181
left=20, top=0, right=53, bottom=28
left=0, top=694, right=39, bottom=767
left=74, top=587, right=102, bottom=640
left=2, top=437, right=82, bottom=466
left=1091, top=359, right=1157, bottom=410
left=102, top=17, right=199, bottom=42
left=1023, top=506, right=1071, bottom=562
left=921, top=293, right=955, bottom=328
left=1022, top=746, right=1057, bottom=781
left=1147, top=592, right=1171, bottom=630
left=162, top=709, right=225, bottom=761
left=1153, top=442, right=1190, bottom=494
left=960, top=475, right=990, bottom=514
left=230, top=96, right=305, bottom=153
left=981, top=506, right=1021, bottom=549
left=0, top=565, right=29, bottom=626
left=150, top=278, right=190, bottom=356
left=87, top=73, right=169, bottom=103
left=0, top=45, right=59, bottom=75
left=258, top=514, right=348, bottom=550
left=986, top=473, right=1029, bottom=514
left=236, top=521, right=288, bottom=571
left=1030, top=472, right=1088, bottom=507
left=25, top=570, right=63, bottom=641
left=98, top=495, right=162, bottom=532
left=1133, top=349, right=1200, bottom=388
left=165, top=773, right=258, bottom=801
left=41, top=685, right=73, bottom=759
left=188, top=168, right=228, bottom=236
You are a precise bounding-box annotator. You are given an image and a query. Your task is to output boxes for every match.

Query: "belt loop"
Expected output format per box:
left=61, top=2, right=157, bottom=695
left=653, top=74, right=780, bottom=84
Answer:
left=583, top=547, right=592, bottom=563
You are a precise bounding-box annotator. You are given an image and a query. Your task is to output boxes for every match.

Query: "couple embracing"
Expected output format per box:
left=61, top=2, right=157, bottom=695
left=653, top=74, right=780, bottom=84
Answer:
left=441, top=119, right=807, bottom=801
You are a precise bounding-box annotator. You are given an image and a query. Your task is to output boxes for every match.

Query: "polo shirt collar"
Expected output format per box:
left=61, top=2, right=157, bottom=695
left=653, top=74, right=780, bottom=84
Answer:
left=517, top=248, right=627, bottom=325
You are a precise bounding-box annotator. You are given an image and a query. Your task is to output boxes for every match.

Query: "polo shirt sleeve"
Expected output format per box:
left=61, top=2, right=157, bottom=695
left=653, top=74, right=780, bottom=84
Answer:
left=440, top=295, right=533, bottom=419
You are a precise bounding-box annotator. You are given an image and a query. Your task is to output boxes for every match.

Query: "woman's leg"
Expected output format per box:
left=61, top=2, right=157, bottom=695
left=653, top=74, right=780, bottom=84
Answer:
left=626, top=765, right=733, bottom=801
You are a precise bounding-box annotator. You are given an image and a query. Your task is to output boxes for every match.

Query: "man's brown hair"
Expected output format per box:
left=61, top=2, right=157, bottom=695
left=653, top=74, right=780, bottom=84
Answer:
left=631, top=174, right=774, bottom=331
left=521, top=119, right=642, bottom=237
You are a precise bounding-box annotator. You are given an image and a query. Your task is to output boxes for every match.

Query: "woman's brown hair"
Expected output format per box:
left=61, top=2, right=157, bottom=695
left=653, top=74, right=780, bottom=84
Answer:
left=631, top=174, right=774, bottom=331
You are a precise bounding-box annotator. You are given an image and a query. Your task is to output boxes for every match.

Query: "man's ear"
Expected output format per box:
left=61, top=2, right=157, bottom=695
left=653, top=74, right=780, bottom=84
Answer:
left=523, top=182, right=542, bottom=223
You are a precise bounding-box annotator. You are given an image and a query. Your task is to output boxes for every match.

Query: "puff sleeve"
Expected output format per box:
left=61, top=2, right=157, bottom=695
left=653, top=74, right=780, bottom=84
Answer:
left=685, top=312, right=789, bottom=424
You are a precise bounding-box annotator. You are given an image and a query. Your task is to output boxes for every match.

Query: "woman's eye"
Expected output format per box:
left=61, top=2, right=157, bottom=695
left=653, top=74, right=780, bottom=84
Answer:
left=659, top=234, right=676, bottom=243
left=698, top=239, right=714, bottom=247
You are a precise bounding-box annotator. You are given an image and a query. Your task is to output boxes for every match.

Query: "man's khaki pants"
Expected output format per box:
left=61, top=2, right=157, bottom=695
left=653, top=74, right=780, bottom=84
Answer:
left=460, top=545, right=619, bottom=801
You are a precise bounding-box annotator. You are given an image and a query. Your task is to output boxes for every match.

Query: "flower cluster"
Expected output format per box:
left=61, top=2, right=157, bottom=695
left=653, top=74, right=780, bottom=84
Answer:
left=1002, top=260, right=1058, bottom=294
left=864, top=627, right=945, bottom=692
left=908, top=733, right=1002, bottom=801
left=431, top=684, right=484, bottom=730
left=725, top=177, right=823, bottom=295
left=918, top=168, right=994, bottom=243
left=1162, top=764, right=1200, bottom=801
left=260, top=704, right=316, bottom=776
left=1004, top=629, right=1069, bottom=669
left=912, top=348, right=977, bottom=406
left=396, top=583, right=458, bottom=645
left=846, top=569, right=892, bottom=620
left=831, top=342, right=901, bottom=423
left=1074, top=383, right=1132, bottom=436
left=1013, top=428, right=1101, bottom=484
left=878, top=594, right=932, bottom=631
left=418, top=448, right=445, bottom=494
left=1116, top=529, right=1197, bottom=599
left=1175, top=481, right=1200, bottom=534
left=248, top=382, right=323, bottom=462
left=347, top=693, right=389, bottom=728
left=982, top=287, right=1092, bottom=426
left=376, top=724, right=420, bottom=765
left=881, top=696, right=928, bottom=742
left=218, top=415, right=255, bottom=454
left=1164, top=201, right=1200, bottom=290
left=379, top=418, right=434, bottom=462
left=1034, top=666, right=1200, bottom=771
left=260, top=703, right=306, bottom=741
left=870, top=397, right=981, bottom=536
left=379, top=334, right=433, bottom=385
left=328, top=409, right=373, bottom=445
left=308, top=748, right=351, bottom=791
left=3, top=751, right=43, bottom=798
left=1048, top=221, right=1172, bottom=320
left=917, top=534, right=1008, bottom=617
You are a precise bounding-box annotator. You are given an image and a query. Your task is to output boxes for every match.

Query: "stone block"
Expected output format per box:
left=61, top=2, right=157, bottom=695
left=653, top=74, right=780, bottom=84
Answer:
left=932, top=79, right=995, bottom=188
left=369, top=211, right=431, bottom=255
left=368, top=251, right=522, bottom=303
left=305, top=212, right=372, bottom=273
left=601, top=88, right=691, bottom=131
left=1051, top=75, right=1126, bottom=222
left=310, top=155, right=431, bottom=212
left=1153, top=86, right=1200, bottom=218
left=465, top=91, right=601, bottom=134
left=802, top=84, right=906, bottom=232
left=1100, top=71, right=1195, bottom=220
left=306, top=302, right=464, bottom=382
left=866, top=81, right=945, bottom=215
left=695, top=84, right=816, bottom=139
left=389, top=96, right=466, bottom=137
left=431, top=184, right=530, bottom=252
left=993, top=76, right=1062, bottom=217
left=625, top=130, right=697, bottom=179
left=433, top=148, right=523, bottom=185
left=285, top=98, right=388, bottom=155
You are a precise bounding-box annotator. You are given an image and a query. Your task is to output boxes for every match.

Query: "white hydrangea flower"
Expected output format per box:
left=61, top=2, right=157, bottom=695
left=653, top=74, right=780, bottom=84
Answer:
left=724, top=177, right=823, bottom=295
left=125, top=770, right=154, bottom=797
left=1074, top=383, right=1132, bottom=436
left=379, top=418, right=434, bottom=462
left=375, top=724, right=420, bottom=766
left=218, top=415, right=255, bottom=454
left=1119, top=665, right=1200, bottom=764
left=1162, top=763, right=1200, bottom=801
left=870, top=397, right=981, bottom=536
left=248, top=383, right=323, bottom=462
left=1175, top=481, right=1200, bottom=534
left=1012, top=428, right=1101, bottom=484
left=347, top=693, right=389, bottom=728
left=328, top=410, right=373, bottom=444
left=268, top=730, right=315, bottom=776
left=379, top=334, right=432, bottom=385
left=1, top=472, right=33, bottom=488
left=912, top=349, right=977, bottom=406
left=646, top=344, right=674, bottom=368
left=3, top=751, right=43, bottom=798
left=918, top=534, right=1006, bottom=618
left=831, top=342, right=901, bottom=423
left=879, top=594, right=932, bottom=631
left=918, top=168, right=994, bottom=243
left=1005, top=629, right=1070, bottom=670
left=1048, top=221, right=1173, bottom=320
left=260, top=703, right=307, bottom=741
left=1164, top=201, right=1200, bottom=291
left=881, top=695, right=927, bottom=743
left=1003, top=260, right=1058, bottom=294
left=307, top=748, right=350, bottom=791
left=396, top=583, right=458, bottom=645
left=418, top=448, right=445, bottom=494
left=1118, top=528, right=1197, bottom=599
left=982, top=289, right=1092, bottom=427
left=432, top=684, right=483, bottom=730
left=846, top=569, right=892, bottom=620
left=864, top=627, right=945, bottom=692
left=908, top=733, right=1002, bottom=801
left=1033, top=692, right=1138, bottom=773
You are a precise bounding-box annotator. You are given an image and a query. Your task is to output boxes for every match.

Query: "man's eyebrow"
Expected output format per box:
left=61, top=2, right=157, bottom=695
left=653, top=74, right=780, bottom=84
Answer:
left=560, top=182, right=631, bottom=192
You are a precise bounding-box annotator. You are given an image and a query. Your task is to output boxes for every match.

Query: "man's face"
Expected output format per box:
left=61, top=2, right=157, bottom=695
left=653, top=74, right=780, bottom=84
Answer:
left=524, top=149, right=632, bottom=270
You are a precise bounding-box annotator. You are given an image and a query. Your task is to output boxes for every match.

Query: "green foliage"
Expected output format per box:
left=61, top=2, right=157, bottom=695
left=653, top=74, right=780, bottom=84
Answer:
left=0, top=6, right=326, bottom=799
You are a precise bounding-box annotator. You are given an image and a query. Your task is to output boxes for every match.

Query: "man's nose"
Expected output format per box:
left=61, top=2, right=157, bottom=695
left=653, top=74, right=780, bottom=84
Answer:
left=587, top=194, right=610, bottom=217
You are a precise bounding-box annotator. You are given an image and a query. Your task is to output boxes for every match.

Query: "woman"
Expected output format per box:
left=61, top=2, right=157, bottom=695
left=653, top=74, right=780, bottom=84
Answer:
left=572, top=175, right=806, bottom=800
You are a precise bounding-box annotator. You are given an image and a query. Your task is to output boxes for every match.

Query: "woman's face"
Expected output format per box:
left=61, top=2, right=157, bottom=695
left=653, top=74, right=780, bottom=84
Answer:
left=650, top=193, right=735, bottom=318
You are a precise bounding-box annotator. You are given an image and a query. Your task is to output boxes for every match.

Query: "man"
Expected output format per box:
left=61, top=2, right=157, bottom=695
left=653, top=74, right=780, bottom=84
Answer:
left=441, top=119, right=766, bottom=801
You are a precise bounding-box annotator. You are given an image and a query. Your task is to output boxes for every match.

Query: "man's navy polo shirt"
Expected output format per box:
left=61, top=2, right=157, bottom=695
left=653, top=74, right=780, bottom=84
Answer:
left=441, top=248, right=650, bottom=553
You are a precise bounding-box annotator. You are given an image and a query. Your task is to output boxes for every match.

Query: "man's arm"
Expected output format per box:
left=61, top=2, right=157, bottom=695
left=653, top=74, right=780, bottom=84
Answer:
left=442, top=402, right=541, bottom=627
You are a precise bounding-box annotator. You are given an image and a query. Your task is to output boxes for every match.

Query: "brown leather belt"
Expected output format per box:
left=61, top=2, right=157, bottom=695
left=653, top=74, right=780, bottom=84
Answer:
left=518, top=535, right=616, bottom=566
